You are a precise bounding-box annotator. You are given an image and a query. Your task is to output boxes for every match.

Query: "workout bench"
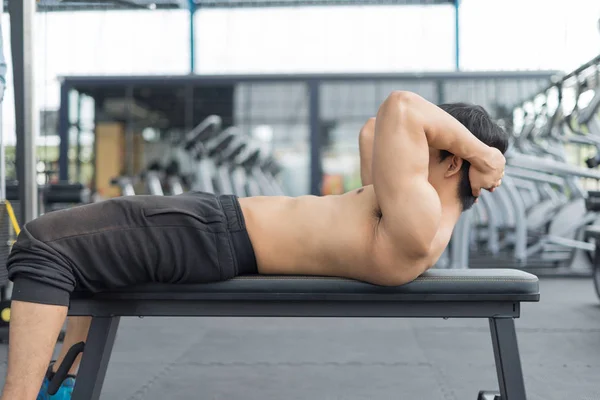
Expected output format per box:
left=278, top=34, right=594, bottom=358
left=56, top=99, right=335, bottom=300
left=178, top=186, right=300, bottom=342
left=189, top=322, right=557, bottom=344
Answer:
left=68, top=268, right=539, bottom=400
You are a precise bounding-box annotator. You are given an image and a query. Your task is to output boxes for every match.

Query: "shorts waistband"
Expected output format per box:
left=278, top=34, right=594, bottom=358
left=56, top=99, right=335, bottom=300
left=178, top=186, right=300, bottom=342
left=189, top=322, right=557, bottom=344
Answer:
left=218, top=194, right=246, bottom=231
left=218, top=195, right=258, bottom=275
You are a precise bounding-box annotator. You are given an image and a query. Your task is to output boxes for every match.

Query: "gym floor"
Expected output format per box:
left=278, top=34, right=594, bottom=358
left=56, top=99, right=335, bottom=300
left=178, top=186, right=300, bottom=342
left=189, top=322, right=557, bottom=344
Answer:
left=0, top=277, right=598, bottom=400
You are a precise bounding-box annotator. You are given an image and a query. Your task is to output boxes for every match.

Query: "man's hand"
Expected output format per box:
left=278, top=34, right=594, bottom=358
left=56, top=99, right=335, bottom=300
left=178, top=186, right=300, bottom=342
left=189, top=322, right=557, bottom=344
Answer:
left=468, top=147, right=506, bottom=198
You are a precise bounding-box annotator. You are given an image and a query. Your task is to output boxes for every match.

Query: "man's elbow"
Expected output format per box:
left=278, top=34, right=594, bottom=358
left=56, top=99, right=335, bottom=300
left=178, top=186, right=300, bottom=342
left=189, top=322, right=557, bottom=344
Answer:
left=381, top=91, right=420, bottom=111
left=377, top=91, right=424, bottom=127
left=407, top=239, right=434, bottom=261
left=374, top=254, right=431, bottom=287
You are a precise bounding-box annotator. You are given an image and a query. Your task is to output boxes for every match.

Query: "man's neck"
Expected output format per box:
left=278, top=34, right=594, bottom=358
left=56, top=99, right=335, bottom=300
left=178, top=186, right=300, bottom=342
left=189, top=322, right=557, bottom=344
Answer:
left=437, top=189, right=463, bottom=226
left=441, top=201, right=463, bottom=226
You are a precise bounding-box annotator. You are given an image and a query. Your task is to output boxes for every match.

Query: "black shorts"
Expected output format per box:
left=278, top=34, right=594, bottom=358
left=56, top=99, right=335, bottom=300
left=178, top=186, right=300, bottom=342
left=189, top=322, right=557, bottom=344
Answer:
left=7, top=192, right=257, bottom=306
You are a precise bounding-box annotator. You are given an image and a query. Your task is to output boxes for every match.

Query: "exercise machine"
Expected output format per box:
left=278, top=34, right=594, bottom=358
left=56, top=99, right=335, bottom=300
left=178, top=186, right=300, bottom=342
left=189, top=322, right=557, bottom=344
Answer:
left=462, top=56, right=600, bottom=276
left=183, top=116, right=222, bottom=194
left=205, top=127, right=240, bottom=195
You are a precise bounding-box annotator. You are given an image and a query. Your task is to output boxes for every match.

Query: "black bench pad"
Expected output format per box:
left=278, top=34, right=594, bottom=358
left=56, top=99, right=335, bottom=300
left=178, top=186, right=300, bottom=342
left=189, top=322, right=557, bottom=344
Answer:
left=71, top=269, right=539, bottom=302
left=67, top=269, right=537, bottom=399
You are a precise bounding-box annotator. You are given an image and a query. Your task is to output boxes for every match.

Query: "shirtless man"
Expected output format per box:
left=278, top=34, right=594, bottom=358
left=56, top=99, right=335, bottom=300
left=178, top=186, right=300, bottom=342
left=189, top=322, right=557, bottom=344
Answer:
left=1, top=91, right=507, bottom=400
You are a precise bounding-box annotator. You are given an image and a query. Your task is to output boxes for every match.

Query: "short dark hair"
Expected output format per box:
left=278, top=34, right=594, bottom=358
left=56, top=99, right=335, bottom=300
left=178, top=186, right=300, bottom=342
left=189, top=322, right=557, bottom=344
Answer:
left=438, top=103, right=509, bottom=211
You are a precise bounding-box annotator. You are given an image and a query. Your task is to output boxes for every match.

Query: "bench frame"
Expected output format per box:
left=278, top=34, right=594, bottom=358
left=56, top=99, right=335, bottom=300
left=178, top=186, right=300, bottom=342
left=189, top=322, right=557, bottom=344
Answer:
left=68, top=295, right=533, bottom=400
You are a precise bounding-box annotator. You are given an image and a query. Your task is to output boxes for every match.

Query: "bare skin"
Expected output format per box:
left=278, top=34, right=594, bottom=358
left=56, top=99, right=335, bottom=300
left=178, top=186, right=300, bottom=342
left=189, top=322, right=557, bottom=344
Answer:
left=244, top=91, right=504, bottom=284
left=2, top=302, right=67, bottom=400
left=1, top=92, right=505, bottom=400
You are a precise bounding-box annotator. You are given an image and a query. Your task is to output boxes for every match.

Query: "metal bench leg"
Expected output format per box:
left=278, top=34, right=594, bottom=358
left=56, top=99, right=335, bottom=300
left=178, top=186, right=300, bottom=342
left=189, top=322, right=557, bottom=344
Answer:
left=489, top=317, right=527, bottom=400
left=71, top=316, right=120, bottom=400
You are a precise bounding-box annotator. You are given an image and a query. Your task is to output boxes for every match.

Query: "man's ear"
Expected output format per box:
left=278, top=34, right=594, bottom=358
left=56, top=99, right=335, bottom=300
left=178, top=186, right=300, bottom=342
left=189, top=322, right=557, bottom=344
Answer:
left=445, top=155, right=463, bottom=178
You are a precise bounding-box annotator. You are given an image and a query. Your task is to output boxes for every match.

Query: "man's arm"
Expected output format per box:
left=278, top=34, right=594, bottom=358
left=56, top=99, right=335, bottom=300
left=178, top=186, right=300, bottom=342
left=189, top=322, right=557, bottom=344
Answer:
left=359, top=118, right=375, bottom=186
left=372, top=91, right=495, bottom=265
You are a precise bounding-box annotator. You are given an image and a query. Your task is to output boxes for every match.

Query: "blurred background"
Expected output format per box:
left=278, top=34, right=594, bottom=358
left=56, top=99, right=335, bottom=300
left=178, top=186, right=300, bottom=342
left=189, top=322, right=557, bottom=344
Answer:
left=1, top=0, right=599, bottom=198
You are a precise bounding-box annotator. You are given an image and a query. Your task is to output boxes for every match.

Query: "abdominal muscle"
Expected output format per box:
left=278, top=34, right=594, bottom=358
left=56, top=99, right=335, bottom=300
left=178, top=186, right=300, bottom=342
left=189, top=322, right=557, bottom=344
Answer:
left=239, top=186, right=382, bottom=282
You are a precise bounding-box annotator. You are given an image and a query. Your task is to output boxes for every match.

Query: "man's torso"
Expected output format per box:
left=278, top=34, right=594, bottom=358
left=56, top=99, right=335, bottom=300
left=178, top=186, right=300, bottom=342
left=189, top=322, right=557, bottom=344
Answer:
left=240, top=186, right=452, bottom=285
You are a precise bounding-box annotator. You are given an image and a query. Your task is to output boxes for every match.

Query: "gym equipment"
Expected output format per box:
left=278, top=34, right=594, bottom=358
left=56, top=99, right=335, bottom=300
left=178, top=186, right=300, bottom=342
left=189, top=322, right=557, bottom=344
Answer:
left=237, top=145, right=264, bottom=197
left=107, top=117, right=287, bottom=200
left=143, top=162, right=165, bottom=196
left=178, top=119, right=286, bottom=197
left=457, top=54, right=600, bottom=276
left=237, top=145, right=285, bottom=196
left=0, top=192, right=18, bottom=338
left=584, top=192, right=600, bottom=300
left=261, top=156, right=286, bottom=196
left=184, top=116, right=223, bottom=193
left=584, top=225, right=600, bottom=300
left=110, top=164, right=169, bottom=197
left=223, top=136, right=251, bottom=197
left=164, top=161, right=185, bottom=196
left=67, top=268, right=538, bottom=400
left=47, top=341, right=85, bottom=396
left=205, top=127, right=241, bottom=195
left=110, top=176, right=136, bottom=197
left=103, top=116, right=286, bottom=199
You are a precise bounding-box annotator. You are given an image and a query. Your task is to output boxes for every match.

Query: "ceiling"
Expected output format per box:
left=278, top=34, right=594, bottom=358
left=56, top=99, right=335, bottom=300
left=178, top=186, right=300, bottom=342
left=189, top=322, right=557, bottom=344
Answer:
left=7, top=0, right=455, bottom=12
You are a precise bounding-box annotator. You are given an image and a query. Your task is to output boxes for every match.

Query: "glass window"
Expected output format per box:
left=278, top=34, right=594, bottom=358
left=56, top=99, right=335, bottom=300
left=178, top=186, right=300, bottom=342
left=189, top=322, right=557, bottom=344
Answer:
left=235, top=83, right=310, bottom=196
left=319, top=82, right=378, bottom=194
left=321, top=82, right=378, bottom=122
